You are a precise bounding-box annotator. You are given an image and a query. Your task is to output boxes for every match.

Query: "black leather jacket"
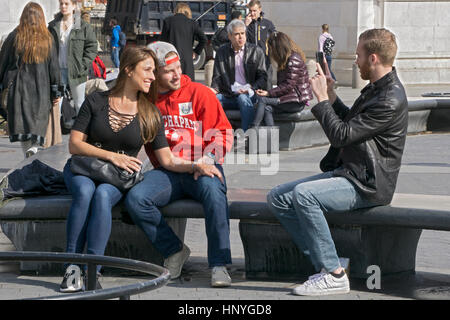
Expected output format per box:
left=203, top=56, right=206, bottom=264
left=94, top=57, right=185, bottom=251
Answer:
left=211, top=43, right=267, bottom=97
left=311, top=68, right=408, bottom=205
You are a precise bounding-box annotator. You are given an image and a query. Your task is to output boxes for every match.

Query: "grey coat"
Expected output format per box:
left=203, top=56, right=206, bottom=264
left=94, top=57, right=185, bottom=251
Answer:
left=0, top=29, right=60, bottom=145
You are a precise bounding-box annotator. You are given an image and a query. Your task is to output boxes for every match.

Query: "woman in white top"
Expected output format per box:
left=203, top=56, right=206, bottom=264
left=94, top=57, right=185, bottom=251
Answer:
left=318, top=24, right=336, bottom=81
left=48, top=0, right=97, bottom=114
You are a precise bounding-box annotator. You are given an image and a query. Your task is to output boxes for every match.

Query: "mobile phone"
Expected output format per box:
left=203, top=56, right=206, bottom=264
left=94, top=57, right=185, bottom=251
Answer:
left=315, top=51, right=327, bottom=74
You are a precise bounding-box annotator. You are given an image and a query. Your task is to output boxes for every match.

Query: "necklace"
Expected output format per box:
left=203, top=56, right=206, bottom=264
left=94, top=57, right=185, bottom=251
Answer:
left=61, top=18, right=73, bottom=31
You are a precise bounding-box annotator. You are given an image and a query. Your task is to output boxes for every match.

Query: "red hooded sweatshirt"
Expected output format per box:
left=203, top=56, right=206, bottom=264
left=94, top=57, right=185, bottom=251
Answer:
left=145, top=75, right=233, bottom=168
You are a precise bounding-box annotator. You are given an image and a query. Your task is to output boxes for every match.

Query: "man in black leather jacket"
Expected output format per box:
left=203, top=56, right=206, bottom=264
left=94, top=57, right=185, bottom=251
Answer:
left=267, top=28, right=408, bottom=296
left=210, top=19, right=267, bottom=131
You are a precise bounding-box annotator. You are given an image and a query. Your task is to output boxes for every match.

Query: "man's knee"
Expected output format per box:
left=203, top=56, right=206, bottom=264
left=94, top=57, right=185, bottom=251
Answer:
left=237, top=93, right=252, bottom=108
left=293, top=183, right=315, bottom=207
left=195, top=176, right=227, bottom=200
left=124, top=188, right=153, bottom=218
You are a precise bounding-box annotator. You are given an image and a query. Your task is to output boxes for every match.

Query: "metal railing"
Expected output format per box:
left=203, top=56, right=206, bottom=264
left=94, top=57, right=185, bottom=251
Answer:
left=0, top=251, right=170, bottom=300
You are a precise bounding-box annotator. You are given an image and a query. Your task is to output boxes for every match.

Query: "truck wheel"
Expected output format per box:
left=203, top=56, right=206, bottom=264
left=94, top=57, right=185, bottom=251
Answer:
left=194, top=49, right=206, bottom=70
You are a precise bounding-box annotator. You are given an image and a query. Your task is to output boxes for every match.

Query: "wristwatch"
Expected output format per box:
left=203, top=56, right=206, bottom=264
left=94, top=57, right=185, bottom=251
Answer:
left=206, top=152, right=217, bottom=164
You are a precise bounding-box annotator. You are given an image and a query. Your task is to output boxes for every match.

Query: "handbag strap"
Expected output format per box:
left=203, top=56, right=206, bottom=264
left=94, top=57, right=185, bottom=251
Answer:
left=93, top=142, right=126, bottom=155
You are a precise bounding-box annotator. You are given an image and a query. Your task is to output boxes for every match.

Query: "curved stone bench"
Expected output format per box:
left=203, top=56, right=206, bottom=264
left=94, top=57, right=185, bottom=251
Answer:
left=225, top=99, right=450, bottom=151
left=2, top=189, right=450, bottom=279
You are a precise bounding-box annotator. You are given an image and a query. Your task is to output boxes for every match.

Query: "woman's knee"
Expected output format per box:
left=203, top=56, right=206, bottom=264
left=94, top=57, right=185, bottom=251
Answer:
left=71, top=179, right=96, bottom=201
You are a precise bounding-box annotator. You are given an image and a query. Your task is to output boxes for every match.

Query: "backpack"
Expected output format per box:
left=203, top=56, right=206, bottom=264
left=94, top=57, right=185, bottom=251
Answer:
left=323, top=37, right=335, bottom=56
left=211, top=27, right=228, bottom=52
left=119, top=31, right=127, bottom=48
left=91, top=56, right=107, bottom=79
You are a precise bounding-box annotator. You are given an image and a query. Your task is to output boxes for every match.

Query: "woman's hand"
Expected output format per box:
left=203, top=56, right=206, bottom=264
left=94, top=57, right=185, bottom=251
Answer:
left=193, top=163, right=224, bottom=184
left=256, top=89, right=268, bottom=97
left=108, top=152, right=142, bottom=174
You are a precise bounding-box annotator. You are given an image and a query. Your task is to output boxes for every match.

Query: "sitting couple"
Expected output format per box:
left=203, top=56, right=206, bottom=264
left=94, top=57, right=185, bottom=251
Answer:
left=211, top=19, right=313, bottom=131
left=60, top=42, right=234, bottom=292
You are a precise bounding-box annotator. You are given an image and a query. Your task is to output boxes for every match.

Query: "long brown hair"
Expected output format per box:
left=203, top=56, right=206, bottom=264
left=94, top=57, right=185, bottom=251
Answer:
left=14, top=2, right=53, bottom=64
left=110, top=46, right=161, bottom=144
left=267, top=31, right=306, bottom=70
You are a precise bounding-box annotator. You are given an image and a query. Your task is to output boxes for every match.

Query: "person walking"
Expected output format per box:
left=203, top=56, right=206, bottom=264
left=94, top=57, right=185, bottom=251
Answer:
left=318, top=24, right=336, bottom=81
left=109, top=18, right=121, bottom=68
left=125, top=41, right=234, bottom=287
left=48, top=0, right=98, bottom=114
left=160, top=2, right=207, bottom=81
left=252, top=31, right=313, bottom=128
left=0, top=2, right=60, bottom=158
left=267, top=28, right=407, bottom=296
left=60, top=45, right=219, bottom=293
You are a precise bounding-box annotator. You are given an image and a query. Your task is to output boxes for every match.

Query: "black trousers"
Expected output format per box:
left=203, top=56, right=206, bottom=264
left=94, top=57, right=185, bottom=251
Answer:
left=253, top=96, right=305, bottom=127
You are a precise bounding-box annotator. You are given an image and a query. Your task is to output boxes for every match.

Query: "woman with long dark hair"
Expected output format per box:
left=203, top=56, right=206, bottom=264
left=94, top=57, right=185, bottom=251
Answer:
left=60, top=46, right=215, bottom=293
left=0, top=2, right=60, bottom=157
left=252, top=31, right=313, bottom=128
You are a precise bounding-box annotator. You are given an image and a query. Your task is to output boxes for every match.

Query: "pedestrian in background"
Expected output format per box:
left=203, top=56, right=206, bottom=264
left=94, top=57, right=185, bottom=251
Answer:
left=109, top=18, right=121, bottom=68
left=160, top=2, right=207, bottom=81
left=318, top=24, right=336, bottom=81
left=0, top=2, right=60, bottom=158
left=253, top=31, right=313, bottom=128
left=48, top=0, right=97, bottom=114
left=245, top=0, right=276, bottom=89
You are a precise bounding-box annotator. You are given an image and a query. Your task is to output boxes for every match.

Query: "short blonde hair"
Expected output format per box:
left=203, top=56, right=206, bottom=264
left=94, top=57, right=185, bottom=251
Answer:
left=174, top=2, right=192, bottom=19
left=359, top=28, right=398, bottom=66
left=247, top=0, right=261, bottom=8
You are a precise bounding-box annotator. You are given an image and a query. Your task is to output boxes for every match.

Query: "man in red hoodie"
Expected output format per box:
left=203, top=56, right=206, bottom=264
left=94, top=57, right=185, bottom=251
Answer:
left=125, top=42, right=234, bottom=287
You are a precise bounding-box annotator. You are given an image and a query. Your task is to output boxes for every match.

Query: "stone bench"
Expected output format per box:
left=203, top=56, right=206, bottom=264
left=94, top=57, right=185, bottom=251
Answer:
left=225, top=99, right=450, bottom=151
left=1, top=188, right=449, bottom=279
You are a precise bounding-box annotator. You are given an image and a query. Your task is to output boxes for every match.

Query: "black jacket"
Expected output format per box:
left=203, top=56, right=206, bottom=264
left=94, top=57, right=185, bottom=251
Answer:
left=246, top=13, right=275, bottom=63
left=0, top=29, right=60, bottom=145
left=211, top=43, right=267, bottom=97
left=268, top=52, right=313, bottom=104
left=160, top=13, right=207, bottom=81
left=311, top=68, right=408, bottom=205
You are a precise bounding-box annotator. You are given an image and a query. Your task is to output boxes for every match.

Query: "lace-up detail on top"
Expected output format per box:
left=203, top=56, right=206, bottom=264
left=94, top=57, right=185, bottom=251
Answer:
left=108, top=107, right=137, bottom=132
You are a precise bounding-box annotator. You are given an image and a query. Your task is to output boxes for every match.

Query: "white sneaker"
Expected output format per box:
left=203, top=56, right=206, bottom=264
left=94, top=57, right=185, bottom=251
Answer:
left=211, top=266, right=231, bottom=287
left=163, top=244, right=191, bottom=279
left=293, top=272, right=350, bottom=296
left=309, top=258, right=350, bottom=280
left=25, top=146, right=38, bottom=158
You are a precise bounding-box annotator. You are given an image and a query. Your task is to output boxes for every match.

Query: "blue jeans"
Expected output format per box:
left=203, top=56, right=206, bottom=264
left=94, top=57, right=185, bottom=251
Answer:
left=217, top=93, right=256, bottom=131
left=111, top=46, right=120, bottom=68
left=267, top=171, right=374, bottom=272
left=124, top=166, right=231, bottom=268
left=326, top=55, right=336, bottom=81
left=63, top=161, right=124, bottom=272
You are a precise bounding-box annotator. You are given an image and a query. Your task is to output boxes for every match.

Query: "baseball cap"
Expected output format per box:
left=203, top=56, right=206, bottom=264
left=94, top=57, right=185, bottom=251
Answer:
left=147, top=41, right=180, bottom=67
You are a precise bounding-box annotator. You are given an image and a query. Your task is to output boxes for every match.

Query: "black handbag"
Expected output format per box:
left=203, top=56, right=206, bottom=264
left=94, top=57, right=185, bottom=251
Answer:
left=60, top=88, right=77, bottom=135
left=70, top=154, right=144, bottom=192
